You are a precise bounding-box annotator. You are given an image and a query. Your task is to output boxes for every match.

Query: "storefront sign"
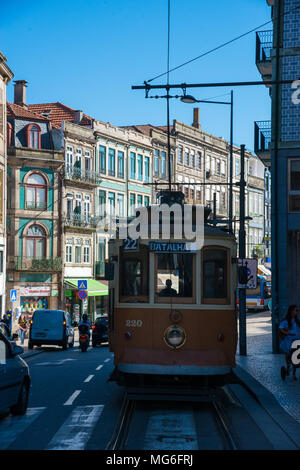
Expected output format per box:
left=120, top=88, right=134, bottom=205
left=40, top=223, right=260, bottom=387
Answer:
left=149, top=242, right=196, bottom=253
left=20, top=286, right=51, bottom=297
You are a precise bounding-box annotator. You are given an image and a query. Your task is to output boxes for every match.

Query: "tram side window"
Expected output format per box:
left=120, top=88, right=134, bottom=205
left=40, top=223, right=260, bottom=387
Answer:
left=156, top=253, right=194, bottom=300
left=119, top=246, right=149, bottom=302
left=203, top=248, right=228, bottom=302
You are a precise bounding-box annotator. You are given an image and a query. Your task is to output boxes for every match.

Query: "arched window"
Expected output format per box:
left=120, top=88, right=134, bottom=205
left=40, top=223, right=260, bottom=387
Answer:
left=7, top=122, right=13, bottom=147
left=25, top=173, right=47, bottom=210
left=25, top=225, right=46, bottom=259
left=25, top=123, right=41, bottom=149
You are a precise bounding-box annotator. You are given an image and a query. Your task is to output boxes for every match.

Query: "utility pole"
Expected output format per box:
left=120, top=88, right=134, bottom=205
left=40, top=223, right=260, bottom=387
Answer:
left=239, top=144, right=247, bottom=356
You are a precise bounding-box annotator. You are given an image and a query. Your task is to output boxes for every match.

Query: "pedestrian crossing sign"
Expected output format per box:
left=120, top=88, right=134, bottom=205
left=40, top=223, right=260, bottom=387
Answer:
left=10, top=289, right=17, bottom=302
left=77, top=280, right=87, bottom=290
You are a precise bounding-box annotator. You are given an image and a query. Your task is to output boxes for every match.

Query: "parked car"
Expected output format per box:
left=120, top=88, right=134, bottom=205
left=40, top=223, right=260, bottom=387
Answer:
left=28, top=309, right=74, bottom=350
left=92, top=316, right=108, bottom=347
left=0, top=331, right=30, bottom=415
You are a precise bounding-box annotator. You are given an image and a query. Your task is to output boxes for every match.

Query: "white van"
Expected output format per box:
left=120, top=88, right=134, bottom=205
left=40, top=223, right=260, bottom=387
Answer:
left=28, top=310, right=74, bottom=350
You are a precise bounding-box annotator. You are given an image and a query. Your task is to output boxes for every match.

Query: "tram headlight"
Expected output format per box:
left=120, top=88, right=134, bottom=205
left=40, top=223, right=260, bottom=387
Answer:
left=164, top=325, right=186, bottom=349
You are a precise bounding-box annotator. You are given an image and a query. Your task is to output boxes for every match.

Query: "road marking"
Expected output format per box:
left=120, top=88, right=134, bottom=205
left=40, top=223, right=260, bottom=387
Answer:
left=64, top=390, right=81, bottom=406
left=96, top=365, right=103, bottom=371
left=84, top=375, right=94, bottom=383
left=104, top=358, right=110, bottom=362
left=0, top=407, right=46, bottom=450
left=46, top=405, right=104, bottom=450
left=35, top=358, right=76, bottom=366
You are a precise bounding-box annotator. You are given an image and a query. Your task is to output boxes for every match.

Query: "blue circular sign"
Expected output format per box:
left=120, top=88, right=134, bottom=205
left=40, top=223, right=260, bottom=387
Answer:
left=78, top=290, right=88, bottom=300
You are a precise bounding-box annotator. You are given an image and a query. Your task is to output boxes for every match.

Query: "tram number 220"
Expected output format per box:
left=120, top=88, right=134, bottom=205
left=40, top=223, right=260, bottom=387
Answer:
left=126, top=320, right=143, bottom=327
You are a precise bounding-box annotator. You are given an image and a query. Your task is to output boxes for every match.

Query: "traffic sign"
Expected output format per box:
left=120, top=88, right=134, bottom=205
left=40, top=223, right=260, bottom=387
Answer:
left=238, top=258, right=257, bottom=289
left=78, top=290, right=88, bottom=300
left=78, top=280, right=87, bottom=290
left=10, top=290, right=17, bottom=302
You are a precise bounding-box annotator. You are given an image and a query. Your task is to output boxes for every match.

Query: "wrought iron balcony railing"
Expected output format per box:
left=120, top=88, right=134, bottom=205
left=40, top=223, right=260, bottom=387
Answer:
left=254, top=121, right=271, bottom=153
left=65, top=164, right=102, bottom=184
left=255, top=30, right=272, bottom=64
left=25, top=202, right=48, bottom=210
left=14, top=257, right=62, bottom=271
left=64, top=213, right=101, bottom=229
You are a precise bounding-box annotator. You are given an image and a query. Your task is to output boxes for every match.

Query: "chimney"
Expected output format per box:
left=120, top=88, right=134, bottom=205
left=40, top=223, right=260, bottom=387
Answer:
left=14, top=80, right=28, bottom=106
left=192, top=107, right=201, bottom=129
left=74, top=110, right=83, bottom=124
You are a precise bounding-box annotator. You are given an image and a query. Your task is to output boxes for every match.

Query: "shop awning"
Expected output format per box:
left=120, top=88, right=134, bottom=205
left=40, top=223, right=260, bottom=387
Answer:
left=65, top=279, right=108, bottom=297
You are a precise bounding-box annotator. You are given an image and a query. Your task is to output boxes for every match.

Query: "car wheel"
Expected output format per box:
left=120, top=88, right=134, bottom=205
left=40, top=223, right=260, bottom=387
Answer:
left=28, top=341, right=34, bottom=349
left=10, top=382, right=29, bottom=416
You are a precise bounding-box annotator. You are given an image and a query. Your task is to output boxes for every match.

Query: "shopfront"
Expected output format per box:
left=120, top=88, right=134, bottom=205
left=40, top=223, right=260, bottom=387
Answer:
left=19, top=285, right=52, bottom=318
left=64, top=279, right=108, bottom=323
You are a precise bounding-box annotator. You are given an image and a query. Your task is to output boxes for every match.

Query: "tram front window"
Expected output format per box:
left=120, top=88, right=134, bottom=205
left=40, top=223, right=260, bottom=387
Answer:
left=203, top=248, right=228, bottom=302
left=119, top=245, right=149, bottom=302
left=156, top=253, right=193, bottom=299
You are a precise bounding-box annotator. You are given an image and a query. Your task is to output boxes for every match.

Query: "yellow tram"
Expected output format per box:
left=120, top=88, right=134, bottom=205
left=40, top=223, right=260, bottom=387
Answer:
left=107, top=191, right=238, bottom=386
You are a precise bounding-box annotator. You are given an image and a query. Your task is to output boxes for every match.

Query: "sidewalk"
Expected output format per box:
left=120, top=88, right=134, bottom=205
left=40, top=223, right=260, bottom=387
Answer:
left=236, top=311, right=300, bottom=424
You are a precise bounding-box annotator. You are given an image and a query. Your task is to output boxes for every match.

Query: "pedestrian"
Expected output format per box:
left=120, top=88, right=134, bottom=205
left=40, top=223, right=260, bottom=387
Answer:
left=1, top=313, right=11, bottom=332
left=279, top=304, right=300, bottom=380
left=18, top=313, right=27, bottom=345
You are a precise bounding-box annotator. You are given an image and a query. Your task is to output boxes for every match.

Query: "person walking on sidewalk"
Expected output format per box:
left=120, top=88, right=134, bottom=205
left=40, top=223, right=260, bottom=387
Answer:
left=18, top=313, right=27, bottom=345
left=279, top=304, right=300, bottom=380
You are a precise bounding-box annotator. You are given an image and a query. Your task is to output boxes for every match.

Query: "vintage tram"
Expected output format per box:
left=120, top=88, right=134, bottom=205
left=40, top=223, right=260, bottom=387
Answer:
left=107, top=191, right=238, bottom=386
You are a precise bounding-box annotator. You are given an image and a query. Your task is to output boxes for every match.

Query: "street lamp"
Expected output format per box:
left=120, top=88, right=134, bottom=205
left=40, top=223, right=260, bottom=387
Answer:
left=180, top=91, right=234, bottom=232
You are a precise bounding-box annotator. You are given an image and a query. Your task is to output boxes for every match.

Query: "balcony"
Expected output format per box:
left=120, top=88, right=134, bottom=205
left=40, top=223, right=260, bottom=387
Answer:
left=64, top=213, right=100, bottom=230
left=255, top=31, right=273, bottom=84
left=25, top=202, right=48, bottom=210
left=14, top=257, right=62, bottom=271
left=65, top=164, right=101, bottom=185
left=254, top=121, right=271, bottom=166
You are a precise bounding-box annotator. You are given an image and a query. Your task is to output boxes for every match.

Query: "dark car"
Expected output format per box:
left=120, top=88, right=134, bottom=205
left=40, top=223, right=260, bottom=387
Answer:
left=92, top=316, right=108, bottom=347
left=0, top=331, right=30, bottom=415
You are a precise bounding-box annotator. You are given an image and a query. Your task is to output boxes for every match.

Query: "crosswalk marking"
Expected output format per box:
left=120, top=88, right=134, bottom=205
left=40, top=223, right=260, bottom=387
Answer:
left=96, top=365, right=103, bottom=371
left=64, top=390, right=82, bottom=406
left=46, top=405, right=104, bottom=450
left=0, top=407, right=46, bottom=450
left=84, top=375, right=94, bottom=383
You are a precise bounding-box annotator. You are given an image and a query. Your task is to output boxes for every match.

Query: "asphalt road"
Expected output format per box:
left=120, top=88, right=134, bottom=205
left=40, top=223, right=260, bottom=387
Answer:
left=0, top=340, right=124, bottom=450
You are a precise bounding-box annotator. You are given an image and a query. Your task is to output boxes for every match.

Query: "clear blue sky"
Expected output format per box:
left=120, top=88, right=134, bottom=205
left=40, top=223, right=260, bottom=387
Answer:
left=2, top=0, right=271, bottom=151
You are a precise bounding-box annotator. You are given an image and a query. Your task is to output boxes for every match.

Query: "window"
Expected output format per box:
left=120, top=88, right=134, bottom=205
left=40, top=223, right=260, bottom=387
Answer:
left=190, top=150, right=195, bottom=167
left=99, top=146, right=106, bottom=174
left=154, top=150, right=159, bottom=176
left=108, top=148, right=115, bottom=176
left=156, top=253, right=194, bottom=302
left=66, top=194, right=73, bottom=219
left=178, top=146, right=183, bottom=164
left=144, top=196, right=150, bottom=207
left=144, top=156, right=150, bottom=183
left=161, top=151, right=166, bottom=178
left=221, top=160, right=226, bottom=176
left=289, top=159, right=300, bottom=212
left=76, top=148, right=82, bottom=167
left=84, top=195, right=91, bottom=221
left=0, top=251, right=3, bottom=273
left=119, top=245, right=149, bottom=301
left=130, top=152, right=136, bottom=179
left=196, top=152, right=201, bottom=169
left=203, top=248, right=228, bottom=303
left=205, top=155, right=210, bottom=171
left=25, top=173, right=47, bottom=210
left=211, top=158, right=215, bottom=175
left=184, top=148, right=189, bottom=166
left=84, top=151, right=91, bottom=172
left=117, top=193, right=124, bottom=217
left=66, top=146, right=73, bottom=174
left=66, top=245, right=72, bottom=263
left=129, top=193, right=136, bottom=216
left=99, top=190, right=106, bottom=217
left=216, top=159, right=221, bottom=176
left=235, top=158, right=240, bottom=177
left=75, top=245, right=81, bottom=264
left=26, top=124, right=41, bottom=149
left=137, top=154, right=143, bottom=181
left=25, top=225, right=46, bottom=259
left=137, top=194, right=143, bottom=207
left=84, top=247, right=90, bottom=263
left=118, top=151, right=124, bottom=178
left=108, top=192, right=115, bottom=215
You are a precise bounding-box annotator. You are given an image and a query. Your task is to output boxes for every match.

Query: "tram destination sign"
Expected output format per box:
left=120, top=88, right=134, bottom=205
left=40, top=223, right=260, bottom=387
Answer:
left=149, top=242, right=196, bottom=253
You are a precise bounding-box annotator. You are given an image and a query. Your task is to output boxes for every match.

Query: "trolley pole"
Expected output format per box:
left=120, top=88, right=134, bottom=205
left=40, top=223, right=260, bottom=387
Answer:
left=239, top=144, right=247, bottom=356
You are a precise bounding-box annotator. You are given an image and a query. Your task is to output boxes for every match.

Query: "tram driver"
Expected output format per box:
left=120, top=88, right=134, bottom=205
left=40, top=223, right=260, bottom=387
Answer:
left=158, top=279, right=178, bottom=297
